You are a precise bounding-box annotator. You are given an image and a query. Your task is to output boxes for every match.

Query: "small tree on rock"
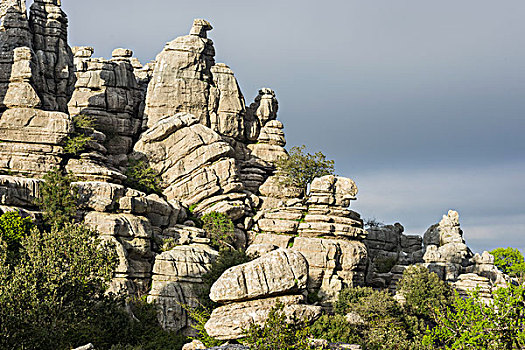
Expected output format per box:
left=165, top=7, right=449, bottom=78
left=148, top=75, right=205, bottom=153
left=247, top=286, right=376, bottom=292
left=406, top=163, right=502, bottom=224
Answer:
left=276, top=145, right=335, bottom=193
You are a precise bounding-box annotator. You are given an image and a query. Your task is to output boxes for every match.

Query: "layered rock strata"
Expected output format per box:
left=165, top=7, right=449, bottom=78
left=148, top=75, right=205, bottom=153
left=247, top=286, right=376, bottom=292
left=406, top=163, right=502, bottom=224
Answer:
left=205, top=249, right=321, bottom=340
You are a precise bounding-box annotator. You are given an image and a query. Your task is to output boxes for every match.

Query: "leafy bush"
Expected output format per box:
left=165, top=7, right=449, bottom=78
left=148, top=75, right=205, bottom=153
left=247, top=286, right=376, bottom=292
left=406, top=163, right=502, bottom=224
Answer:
left=160, top=237, right=178, bottom=252
left=310, top=314, right=359, bottom=344
left=314, top=285, right=433, bottom=350
left=423, top=284, right=525, bottom=349
left=181, top=303, right=223, bottom=348
left=374, top=256, right=398, bottom=273
left=397, top=265, right=452, bottom=322
left=0, top=211, right=34, bottom=265
left=0, top=223, right=118, bottom=349
left=242, top=302, right=311, bottom=350
left=276, top=145, right=335, bottom=192
left=125, top=158, right=162, bottom=195
left=201, top=211, right=235, bottom=250
left=35, top=168, right=79, bottom=229
left=489, top=247, right=525, bottom=279
left=64, top=114, right=95, bottom=155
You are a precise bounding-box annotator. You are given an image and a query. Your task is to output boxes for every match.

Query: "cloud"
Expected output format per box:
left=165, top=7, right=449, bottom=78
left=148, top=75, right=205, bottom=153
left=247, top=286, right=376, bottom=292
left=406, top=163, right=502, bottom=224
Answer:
left=350, top=161, right=525, bottom=253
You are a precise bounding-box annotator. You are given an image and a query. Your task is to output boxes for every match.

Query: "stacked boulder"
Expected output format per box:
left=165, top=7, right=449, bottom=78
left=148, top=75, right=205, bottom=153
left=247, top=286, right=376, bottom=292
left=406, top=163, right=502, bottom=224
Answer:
left=68, top=46, right=143, bottom=162
left=0, top=0, right=73, bottom=177
left=204, top=249, right=322, bottom=340
left=249, top=175, right=369, bottom=306
left=422, top=210, right=474, bottom=282
left=364, top=223, right=423, bottom=291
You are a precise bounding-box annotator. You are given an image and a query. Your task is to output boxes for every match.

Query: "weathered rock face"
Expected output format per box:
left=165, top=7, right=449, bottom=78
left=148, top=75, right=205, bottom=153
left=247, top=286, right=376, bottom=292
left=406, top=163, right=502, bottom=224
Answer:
left=147, top=244, right=218, bottom=333
left=364, top=223, right=424, bottom=291
left=0, top=0, right=75, bottom=176
left=29, top=0, right=75, bottom=113
left=68, top=47, right=143, bottom=159
left=133, top=113, right=246, bottom=213
left=85, top=212, right=154, bottom=294
left=205, top=295, right=321, bottom=340
left=210, top=249, right=308, bottom=303
left=248, top=175, right=368, bottom=307
left=422, top=210, right=472, bottom=282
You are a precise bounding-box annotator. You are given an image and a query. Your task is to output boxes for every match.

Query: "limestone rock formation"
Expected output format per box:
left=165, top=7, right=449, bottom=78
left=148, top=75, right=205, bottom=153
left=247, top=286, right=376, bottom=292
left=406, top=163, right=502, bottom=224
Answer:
left=133, top=113, right=246, bottom=214
left=147, top=244, right=218, bottom=333
left=209, top=249, right=308, bottom=303
left=364, top=223, right=423, bottom=291
left=68, top=47, right=143, bottom=158
left=205, top=295, right=321, bottom=340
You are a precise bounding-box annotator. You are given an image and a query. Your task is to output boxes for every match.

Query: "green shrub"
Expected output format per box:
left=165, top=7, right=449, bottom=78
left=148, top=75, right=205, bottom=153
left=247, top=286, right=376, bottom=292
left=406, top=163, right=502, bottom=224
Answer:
left=310, top=314, right=360, bottom=344
left=397, top=265, right=452, bottom=322
left=35, top=168, right=79, bottom=229
left=125, top=159, right=162, bottom=195
left=181, top=303, right=223, bottom=348
left=0, top=223, right=118, bottom=349
left=374, top=256, right=398, bottom=273
left=489, top=247, right=525, bottom=279
left=160, top=237, right=178, bottom=252
left=276, top=145, right=335, bottom=192
left=0, top=211, right=34, bottom=265
left=242, top=302, right=311, bottom=350
left=64, top=114, right=95, bottom=155
left=201, top=211, right=235, bottom=250
left=423, top=284, right=525, bottom=349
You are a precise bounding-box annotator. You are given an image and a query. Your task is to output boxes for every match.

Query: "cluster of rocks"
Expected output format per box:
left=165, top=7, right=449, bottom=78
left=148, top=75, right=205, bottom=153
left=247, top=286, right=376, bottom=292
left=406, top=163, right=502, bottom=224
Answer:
left=0, top=1, right=512, bottom=344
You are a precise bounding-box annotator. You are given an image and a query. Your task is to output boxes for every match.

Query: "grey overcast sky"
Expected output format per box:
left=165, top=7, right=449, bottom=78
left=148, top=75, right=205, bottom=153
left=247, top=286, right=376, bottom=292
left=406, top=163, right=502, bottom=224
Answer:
left=57, top=0, right=524, bottom=253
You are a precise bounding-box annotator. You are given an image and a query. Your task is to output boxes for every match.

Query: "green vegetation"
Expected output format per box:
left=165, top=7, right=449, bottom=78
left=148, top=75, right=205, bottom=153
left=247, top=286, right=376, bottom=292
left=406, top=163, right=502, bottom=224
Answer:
left=490, top=247, right=525, bottom=279
left=374, top=256, right=398, bottom=273
left=276, top=145, right=335, bottom=192
left=125, top=158, right=162, bottom=195
left=201, top=211, right=236, bottom=250
left=312, top=266, right=454, bottom=350
left=242, top=302, right=312, bottom=350
left=35, top=168, right=79, bottom=228
left=0, top=223, right=118, bottom=349
left=181, top=304, right=223, bottom=348
left=0, top=211, right=34, bottom=265
left=64, top=114, right=95, bottom=155
left=0, top=169, right=186, bottom=350
left=423, top=284, right=525, bottom=349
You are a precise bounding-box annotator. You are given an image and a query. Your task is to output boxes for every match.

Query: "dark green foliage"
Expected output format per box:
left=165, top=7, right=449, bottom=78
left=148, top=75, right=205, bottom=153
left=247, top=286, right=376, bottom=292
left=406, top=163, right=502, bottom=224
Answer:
left=201, top=211, right=235, bottom=250
left=64, top=114, right=95, bottom=155
left=423, top=284, right=525, bottom=349
left=35, top=168, right=79, bottom=228
left=276, top=145, right=335, bottom=192
left=0, top=223, right=118, bottom=349
left=397, top=265, right=452, bottom=322
left=310, top=314, right=359, bottom=344
left=490, top=247, right=525, bottom=279
left=181, top=303, right=223, bottom=348
left=374, top=256, right=398, bottom=273
left=0, top=211, right=34, bottom=265
left=242, top=302, right=311, bottom=350
left=125, top=158, right=162, bottom=195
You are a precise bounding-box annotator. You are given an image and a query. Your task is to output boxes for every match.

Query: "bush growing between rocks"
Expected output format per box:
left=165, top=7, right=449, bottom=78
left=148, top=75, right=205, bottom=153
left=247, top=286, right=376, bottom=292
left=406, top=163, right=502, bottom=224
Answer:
left=0, top=211, right=34, bottom=265
left=125, top=158, right=162, bottom=195
left=35, top=168, right=79, bottom=229
left=276, top=145, right=335, bottom=192
left=64, top=114, right=96, bottom=155
left=202, top=211, right=236, bottom=250
left=312, top=267, right=454, bottom=349
left=242, top=302, right=312, bottom=350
